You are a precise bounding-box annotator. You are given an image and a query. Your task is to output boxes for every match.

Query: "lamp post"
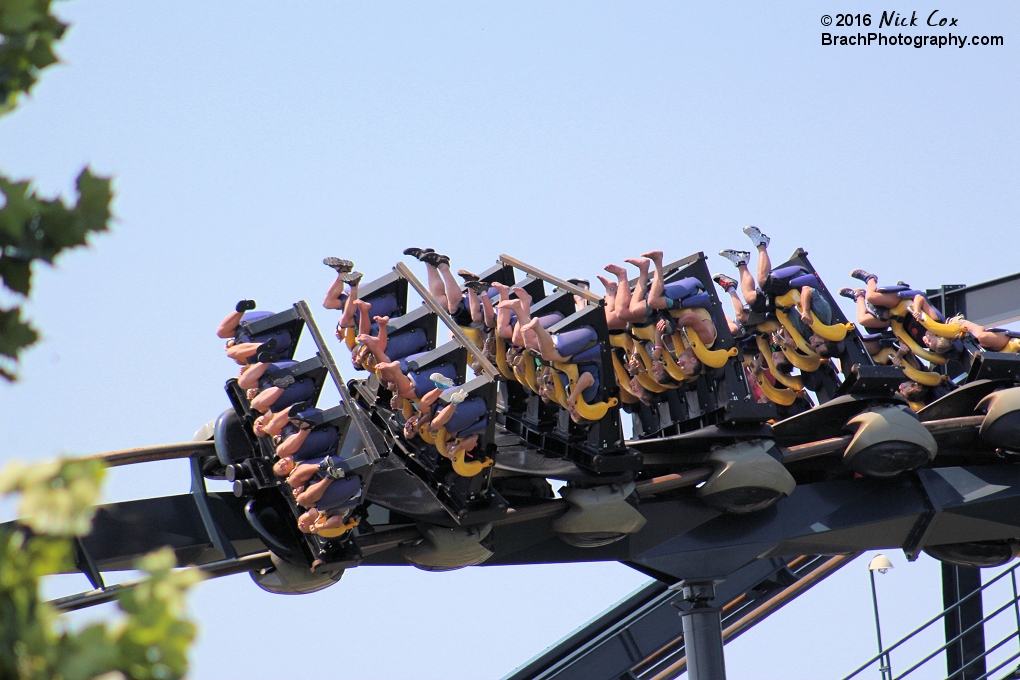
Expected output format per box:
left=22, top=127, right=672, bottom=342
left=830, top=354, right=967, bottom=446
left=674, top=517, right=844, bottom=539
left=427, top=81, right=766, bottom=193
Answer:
left=869, top=554, right=894, bottom=680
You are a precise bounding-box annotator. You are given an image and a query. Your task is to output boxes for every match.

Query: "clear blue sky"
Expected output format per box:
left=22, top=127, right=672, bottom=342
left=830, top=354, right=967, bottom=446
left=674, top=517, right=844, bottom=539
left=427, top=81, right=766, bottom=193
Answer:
left=2, top=2, right=1018, bottom=678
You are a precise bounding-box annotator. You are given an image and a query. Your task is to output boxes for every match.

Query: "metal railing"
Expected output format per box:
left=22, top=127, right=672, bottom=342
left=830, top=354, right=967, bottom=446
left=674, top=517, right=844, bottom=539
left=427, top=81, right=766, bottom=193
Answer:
left=840, top=561, right=1020, bottom=680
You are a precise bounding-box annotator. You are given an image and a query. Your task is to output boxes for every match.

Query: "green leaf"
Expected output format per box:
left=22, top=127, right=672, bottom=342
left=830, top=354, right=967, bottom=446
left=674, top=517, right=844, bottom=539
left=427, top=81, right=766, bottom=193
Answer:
left=0, top=176, right=36, bottom=240
left=0, top=306, right=38, bottom=361
left=0, top=257, right=32, bottom=295
left=0, top=0, right=43, bottom=33
left=73, top=166, right=113, bottom=236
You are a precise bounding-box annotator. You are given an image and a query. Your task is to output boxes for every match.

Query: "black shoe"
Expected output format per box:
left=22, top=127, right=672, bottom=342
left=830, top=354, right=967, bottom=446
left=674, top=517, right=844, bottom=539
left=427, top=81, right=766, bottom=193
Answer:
left=465, top=280, right=489, bottom=293
left=272, top=375, right=295, bottom=389
left=236, top=299, right=256, bottom=313
left=252, top=351, right=279, bottom=364
left=403, top=247, right=435, bottom=260
left=323, top=257, right=354, bottom=273
left=896, top=280, right=909, bottom=287
left=256, top=338, right=278, bottom=353
left=850, top=269, right=876, bottom=283
left=287, top=401, right=311, bottom=417
left=340, top=271, right=363, bottom=286
left=458, top=269, right=479, bottom=282
left=838, top=287, right=861, bottom=301
left=422, top=252, right=450, bottom=267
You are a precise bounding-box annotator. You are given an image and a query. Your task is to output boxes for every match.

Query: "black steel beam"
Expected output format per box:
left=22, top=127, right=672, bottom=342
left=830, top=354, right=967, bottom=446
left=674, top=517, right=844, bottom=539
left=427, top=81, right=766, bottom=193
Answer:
left=943, top=565, right=987, bottom=680
left=927, top=271, right=1020, bottom=327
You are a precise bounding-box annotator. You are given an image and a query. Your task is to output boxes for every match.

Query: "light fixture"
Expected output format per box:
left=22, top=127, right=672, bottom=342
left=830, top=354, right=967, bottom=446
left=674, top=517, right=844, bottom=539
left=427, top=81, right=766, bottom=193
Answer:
left=869, top=554, right=894, bottom=574
left=867, top=553, right=894, bottom=680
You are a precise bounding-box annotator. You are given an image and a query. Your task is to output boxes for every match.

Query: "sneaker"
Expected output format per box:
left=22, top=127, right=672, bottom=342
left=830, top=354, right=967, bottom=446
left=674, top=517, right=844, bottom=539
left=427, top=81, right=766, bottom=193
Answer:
left=712, top=273, right=738, bottom=292
left=340, top=270, right=363, bottom=286
left=272, top=375, right=295, bottom=389
left=457, top=269, right=479, bottom=282
left=850, top=269, right=877, bottom=283
left=742, top=225, right=770, bottom=249
left=448, top=388, right=468, bottom=405
left=838, top=287, right=862, bottom=301
left=430, top=372, right=455, bottom=389
left=323, top=257, right=354, bottom=273
left=235, top=299, right=256, bottom=313
left=464, top=280, right=489, bottom=293
left=422, top=252, right=451, bottom=267
left=402, top=247, right=435, bottom=260
left=719, top=249, right=750, bottom=268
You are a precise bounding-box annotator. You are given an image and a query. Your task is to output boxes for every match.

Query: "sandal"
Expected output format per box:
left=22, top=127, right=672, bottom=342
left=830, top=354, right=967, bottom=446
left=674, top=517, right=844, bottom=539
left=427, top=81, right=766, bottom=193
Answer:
left=323, top=257, right=354, bottom=273
left=402, top=247, right=435, bottom=260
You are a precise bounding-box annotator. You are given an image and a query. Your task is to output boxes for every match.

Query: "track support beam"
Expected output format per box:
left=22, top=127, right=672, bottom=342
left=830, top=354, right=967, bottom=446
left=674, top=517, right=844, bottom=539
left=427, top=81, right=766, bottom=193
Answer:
left=673, top=580, right=727, bottom=680
left=943, top=564, right=987, bottom=680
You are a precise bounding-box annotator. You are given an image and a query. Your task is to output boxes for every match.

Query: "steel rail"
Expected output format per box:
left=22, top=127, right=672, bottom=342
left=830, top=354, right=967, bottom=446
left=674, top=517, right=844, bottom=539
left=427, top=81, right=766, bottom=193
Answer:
left=394, top=262, right=499, bottom=380
left=499, top=254, right=603, bottom=303
left=78, top=441, right=216, bottom=467
left=49, top=551, right=274, bottom=613
left=294, top=300, right=381, bottom=460
left=781, top=415, right=986, bottom=464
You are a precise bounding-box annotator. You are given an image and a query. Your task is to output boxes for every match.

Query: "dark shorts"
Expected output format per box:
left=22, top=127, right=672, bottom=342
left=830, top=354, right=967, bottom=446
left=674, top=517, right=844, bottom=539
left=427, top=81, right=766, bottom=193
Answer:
left=451, top=300, right=474, bottom=327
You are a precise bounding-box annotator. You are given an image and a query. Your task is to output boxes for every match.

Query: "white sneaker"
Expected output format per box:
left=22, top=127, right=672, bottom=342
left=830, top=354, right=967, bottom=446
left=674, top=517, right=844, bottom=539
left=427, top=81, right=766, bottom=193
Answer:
left=742, top=225, right=770, bottom=249
left=430, top=372, right=454, bottom=388
left=718, top=249, right=750, bottom=267
left=448, top=388, right=468, bottom=404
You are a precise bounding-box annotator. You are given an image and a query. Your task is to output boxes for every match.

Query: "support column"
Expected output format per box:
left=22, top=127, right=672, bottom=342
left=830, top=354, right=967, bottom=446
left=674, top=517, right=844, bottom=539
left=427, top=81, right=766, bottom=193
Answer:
left=674, top=580, right=726, bottom=680
left=943, top=564, right=986, bottom=680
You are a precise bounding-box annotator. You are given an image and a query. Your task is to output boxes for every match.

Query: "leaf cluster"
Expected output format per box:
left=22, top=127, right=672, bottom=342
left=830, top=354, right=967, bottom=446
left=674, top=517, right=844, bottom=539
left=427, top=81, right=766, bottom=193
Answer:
left=0, top=168, right=113, bottom=380
left=0, top=0, right=67, bottom=115
left=0, top=459, right=201, bottom=680
left=0, top=0, right=114, bottom=380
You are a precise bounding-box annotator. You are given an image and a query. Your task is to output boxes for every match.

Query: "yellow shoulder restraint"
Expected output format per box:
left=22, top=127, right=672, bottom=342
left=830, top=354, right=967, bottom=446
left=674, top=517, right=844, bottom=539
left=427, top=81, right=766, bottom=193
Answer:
left=313, top=513, right=360, bottom=539
left=755, top=334, right=805, bottom=391
left=914, top=311, right=965, bottom=339
left=402, top=398, right=437, bottom=444
left=889, top=301, right=947, bottom=365
left=611, top=350, right=643, bottom=401
left=434, top=427, right=493, bottom=477
left=773, top=309, right=824, bottom=372
left=543, top=365, right=570, bottom=408
left=775, top=289, right=854, bottom=342
left=494, top=334, right=516, bottom=380
left=668, top=307, right=736, bottom=369
left=461, top=325, right=484, bottom=349
left=742, top=356, right=798, bottom=406
left=871, top=343, right=942, bottom=387
left=657, top=335, right=696, bottom=383
left=552, top=360, right=619, bottom=421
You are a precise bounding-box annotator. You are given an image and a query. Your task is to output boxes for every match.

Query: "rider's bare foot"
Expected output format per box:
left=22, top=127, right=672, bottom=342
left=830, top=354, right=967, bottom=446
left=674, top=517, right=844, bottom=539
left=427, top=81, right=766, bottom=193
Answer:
left=624, top=257, right=650, bottom=270
left=511, top=286, right=532, bottom=306
left=641, top=250, right=663, bottom=263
